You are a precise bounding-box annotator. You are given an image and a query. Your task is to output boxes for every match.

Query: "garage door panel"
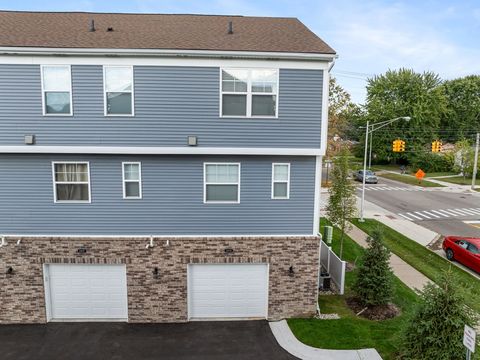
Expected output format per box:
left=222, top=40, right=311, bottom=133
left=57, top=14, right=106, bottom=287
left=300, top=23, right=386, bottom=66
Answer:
left=189, top=264, right=268, bottom=319
left=46, top=264, right=128, bottom=320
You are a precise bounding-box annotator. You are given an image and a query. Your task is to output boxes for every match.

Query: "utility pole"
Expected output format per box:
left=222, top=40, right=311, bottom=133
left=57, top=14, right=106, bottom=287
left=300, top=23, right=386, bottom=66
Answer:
left=359, top=121, right=369, bottom=222
left=472, top=133, right=479, bottom=191
left=368, top=132, right=373, bottom=169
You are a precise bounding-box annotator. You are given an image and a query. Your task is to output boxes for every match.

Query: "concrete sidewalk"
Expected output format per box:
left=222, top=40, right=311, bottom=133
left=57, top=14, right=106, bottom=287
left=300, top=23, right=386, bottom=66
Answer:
left=346, top=224, right=431, bottom=292
left=270, top=320, right=382, bottom=360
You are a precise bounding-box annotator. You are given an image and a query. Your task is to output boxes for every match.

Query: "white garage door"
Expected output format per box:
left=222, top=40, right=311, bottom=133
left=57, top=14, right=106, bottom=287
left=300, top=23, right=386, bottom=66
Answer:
left=188, top=264, right=268, bottom=319
left=44, top=264, right=128, bottom=321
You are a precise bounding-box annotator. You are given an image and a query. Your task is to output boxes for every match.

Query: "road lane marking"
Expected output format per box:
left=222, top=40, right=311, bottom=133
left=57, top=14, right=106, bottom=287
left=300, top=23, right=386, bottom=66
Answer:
left=446, top=208, right=469, bottom=216
left=422, top=211, right=441, bottom=218
left=406, top=212, right=423, bottom=220
left=398, top=214, right=413, bottom=221
left=430, top=210, right=450, bottom=217
left=459, top=208, right=479, bottom=215
left=414, top=211, right=431, bottom=219
left=437, top=209, right=460, bottom=216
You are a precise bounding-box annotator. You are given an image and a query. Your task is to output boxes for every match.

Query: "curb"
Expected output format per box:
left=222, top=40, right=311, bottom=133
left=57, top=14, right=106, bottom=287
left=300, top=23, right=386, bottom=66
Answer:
left=269, top=320, right=382, bottom=360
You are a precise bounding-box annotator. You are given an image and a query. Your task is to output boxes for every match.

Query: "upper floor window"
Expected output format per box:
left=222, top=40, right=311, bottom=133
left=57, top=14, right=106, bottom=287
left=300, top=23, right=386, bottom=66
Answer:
left=41, top=65, right=72, bottom=115
left=272, top=163, right=290, bottom=199
left=204, top=163, right=240, bottom=203
left=104, top=66, right=134, bottom=116
left=52, top=162, right=90, bottom=203
left=221, top=69, right=278, bottom=118
left=122, top=162, right=142, bottom=199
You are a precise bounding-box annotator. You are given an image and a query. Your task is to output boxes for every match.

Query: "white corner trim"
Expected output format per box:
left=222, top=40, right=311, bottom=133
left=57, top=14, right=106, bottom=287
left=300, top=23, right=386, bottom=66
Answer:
left=313, top=155, right=322, bottom=235
left=319, top=68, right=330, bottom=156
left=0, top=146, right=322, bottom=156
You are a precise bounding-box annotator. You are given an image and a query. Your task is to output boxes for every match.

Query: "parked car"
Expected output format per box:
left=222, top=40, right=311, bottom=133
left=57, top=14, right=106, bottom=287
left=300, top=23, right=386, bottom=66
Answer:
left=354, top=170, right=378, bottom=184
left=443, top=236, right=480, bottom=274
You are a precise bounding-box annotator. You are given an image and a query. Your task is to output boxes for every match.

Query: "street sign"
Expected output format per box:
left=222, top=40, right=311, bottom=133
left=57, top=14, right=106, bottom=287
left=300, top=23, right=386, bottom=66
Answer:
left=415, top=169, right=425, bottom=180
left=464, top=325, right=476, bottom=353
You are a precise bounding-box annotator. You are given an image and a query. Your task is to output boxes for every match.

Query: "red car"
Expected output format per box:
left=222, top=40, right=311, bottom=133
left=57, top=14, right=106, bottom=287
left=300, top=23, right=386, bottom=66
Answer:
left=443, top=236, right=480, bottom=274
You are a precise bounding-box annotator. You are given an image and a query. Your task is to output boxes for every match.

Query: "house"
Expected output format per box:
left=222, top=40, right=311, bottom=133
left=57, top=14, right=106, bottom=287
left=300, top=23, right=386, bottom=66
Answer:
left=0, top=11, right=336, bottom=323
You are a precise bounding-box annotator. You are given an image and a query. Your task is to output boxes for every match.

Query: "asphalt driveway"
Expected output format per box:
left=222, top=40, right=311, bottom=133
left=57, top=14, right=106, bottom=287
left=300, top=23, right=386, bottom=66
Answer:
left=0, top=320, right=297, bottom=360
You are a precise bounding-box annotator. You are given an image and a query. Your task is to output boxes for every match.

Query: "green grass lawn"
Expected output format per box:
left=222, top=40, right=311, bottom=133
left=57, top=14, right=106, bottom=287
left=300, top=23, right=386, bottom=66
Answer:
left=378, top=172, right=443, bottom=187
left=423, top=171, right=457, bottom=178
left=435, top=175, right=480, bottom=185
left=352, top=219, right=480, bottom=313
left=288, top=219, right=419, bottom=360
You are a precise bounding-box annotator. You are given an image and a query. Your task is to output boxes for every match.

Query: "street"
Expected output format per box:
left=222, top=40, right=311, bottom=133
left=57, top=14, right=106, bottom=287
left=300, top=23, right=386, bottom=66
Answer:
left=355, top=177, right=480, bottom=237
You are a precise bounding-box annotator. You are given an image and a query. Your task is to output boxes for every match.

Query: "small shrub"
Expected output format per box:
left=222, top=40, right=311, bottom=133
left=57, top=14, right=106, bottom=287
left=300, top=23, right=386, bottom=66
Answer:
left=353, top=227, right=394, bottom=306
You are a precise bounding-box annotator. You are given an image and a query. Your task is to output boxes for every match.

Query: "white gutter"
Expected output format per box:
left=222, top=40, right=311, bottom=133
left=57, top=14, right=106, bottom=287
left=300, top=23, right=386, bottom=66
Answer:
left=0, top=145, right=323, bottom=156
left=0, top=46, right=337, bottom=62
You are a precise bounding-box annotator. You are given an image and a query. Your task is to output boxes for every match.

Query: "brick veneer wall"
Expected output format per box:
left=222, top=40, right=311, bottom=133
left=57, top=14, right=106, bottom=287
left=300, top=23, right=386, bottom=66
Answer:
left=0, top=236, right=320, bottom=324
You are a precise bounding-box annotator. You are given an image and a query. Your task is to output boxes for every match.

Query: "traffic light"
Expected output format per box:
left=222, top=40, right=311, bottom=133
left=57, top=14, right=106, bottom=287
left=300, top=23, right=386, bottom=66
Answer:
left=431, top=140, right=442, bottom=153
left=392, top=139, right=406, bottom=152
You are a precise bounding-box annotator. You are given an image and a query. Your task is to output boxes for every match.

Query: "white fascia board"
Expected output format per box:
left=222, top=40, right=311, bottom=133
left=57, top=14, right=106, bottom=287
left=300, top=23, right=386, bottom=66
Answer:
left=0, top=46, right=337, bottom=61
left=1, top=233, right=318, bottom=239
left=0, top=145, right=322, bottom=156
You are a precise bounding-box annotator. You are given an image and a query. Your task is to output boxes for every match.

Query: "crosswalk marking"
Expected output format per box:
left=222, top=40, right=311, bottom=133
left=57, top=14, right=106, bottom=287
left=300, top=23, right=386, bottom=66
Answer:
left=358, top=185, right=418, bottom=191
left=430, top=210, right=450, bottom=217
left=398, top=207, right=480, bottom=221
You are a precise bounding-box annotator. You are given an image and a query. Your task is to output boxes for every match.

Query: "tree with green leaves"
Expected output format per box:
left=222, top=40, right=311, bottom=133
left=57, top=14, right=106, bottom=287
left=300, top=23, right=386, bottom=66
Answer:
left=325, top=147, right=357, bottom=258
left=441, top=75, right=480, bottom=142
left=362, top=68, right=447, bottom=163
left=327, top=77, right=362, bottom=157
left=453, top=139, right=474, bottom=180
left=353, top=227, right=393, bottom=306
left=401, top=270, right=478, bottom=360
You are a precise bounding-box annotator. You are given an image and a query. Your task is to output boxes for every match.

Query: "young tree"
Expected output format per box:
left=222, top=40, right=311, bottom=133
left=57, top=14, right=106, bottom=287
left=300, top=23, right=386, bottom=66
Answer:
left=325, top=147, right=357, bottom=258
left=401, top=270, right=478, bottom=360
left=353, top=227, right=393, bottom=306
left=453, top=139, right=474, bottom=180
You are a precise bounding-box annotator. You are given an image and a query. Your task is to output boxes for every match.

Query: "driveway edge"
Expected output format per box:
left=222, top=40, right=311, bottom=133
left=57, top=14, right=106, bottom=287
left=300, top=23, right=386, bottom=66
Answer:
left=269, top=320, right=382, bottom=360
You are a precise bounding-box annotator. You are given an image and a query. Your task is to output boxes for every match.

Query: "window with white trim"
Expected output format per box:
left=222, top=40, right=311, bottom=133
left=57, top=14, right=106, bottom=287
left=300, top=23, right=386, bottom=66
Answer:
left=104, top=66, right=134, bottom=115
left=272, top=163, right=290, bottom=199
left=53, top=162, right=90, bottom=202
left=204, top=163, right=240, bottom=203
left=122, top=162, right=142, bottom=199
left=221, top=68, right=278, bottom=117
left=41, top=65, right=72, bottom=115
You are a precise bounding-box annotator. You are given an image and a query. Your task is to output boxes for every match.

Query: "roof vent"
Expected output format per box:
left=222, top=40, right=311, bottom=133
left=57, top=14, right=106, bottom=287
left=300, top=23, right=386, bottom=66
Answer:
left=107, top=27, right=114, bottom=32
left=227, top=21, right=233, bottom=34
left=89, top=19, right=96, bottom=32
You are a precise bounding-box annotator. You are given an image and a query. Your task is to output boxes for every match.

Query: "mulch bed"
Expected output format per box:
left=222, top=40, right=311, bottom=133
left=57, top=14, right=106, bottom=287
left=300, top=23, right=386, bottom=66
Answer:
left=346, top=297, right=401, bottom=321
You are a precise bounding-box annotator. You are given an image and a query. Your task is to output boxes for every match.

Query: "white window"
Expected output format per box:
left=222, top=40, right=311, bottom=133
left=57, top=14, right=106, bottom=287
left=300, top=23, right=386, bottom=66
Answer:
left=221, top=68, right=278, bottom=118
left=272, top=163, right=290, bottom=199
left=41, top=65, right=72, bottom=115
left=104, top=66, right=134, bottom=116
left=122, top=162, right=142, bottom=199
left=204, top=163, right=240, bottom=203
left=52, top=162, right=90, bottom=203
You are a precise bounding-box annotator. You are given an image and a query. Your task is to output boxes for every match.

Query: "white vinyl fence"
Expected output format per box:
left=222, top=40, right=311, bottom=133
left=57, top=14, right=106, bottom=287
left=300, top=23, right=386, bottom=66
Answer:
left=319, top=240, right=346, bottom=295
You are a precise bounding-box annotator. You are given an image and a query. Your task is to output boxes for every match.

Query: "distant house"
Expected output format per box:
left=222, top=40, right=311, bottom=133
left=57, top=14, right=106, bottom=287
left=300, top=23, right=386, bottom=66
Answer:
left=0, top=11, right=336, bottom=324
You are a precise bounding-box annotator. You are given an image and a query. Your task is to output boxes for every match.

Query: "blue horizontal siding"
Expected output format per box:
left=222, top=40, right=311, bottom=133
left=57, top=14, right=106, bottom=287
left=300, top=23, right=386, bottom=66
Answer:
left=0, top=64, right=323, bottom=148
left=0, top=155, right=315, bottom=235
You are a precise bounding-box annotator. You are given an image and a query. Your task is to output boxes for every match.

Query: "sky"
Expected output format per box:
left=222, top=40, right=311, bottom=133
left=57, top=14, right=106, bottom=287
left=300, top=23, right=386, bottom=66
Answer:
left=1, top=0, right=479, bottom=104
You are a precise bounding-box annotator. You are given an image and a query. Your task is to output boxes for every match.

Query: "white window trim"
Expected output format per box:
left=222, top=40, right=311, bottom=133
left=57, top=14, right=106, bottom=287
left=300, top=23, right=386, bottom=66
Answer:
left=51, top=161, right=91, bottom=203
left=40, top=64, right=73, bottom=116
left=271, top=163, right=290, bottom=200
left=219, top=68, right=279, bottom=119
left=122, top=161, right=142, bottom=199
left=103, top=65, right=135, bottom=117
left=203, top=162, right=241, bottom=204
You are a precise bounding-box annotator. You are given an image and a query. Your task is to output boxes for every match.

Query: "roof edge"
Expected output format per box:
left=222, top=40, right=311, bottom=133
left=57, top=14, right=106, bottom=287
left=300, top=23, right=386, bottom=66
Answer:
left=0, top=46, right=337, bottom=61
